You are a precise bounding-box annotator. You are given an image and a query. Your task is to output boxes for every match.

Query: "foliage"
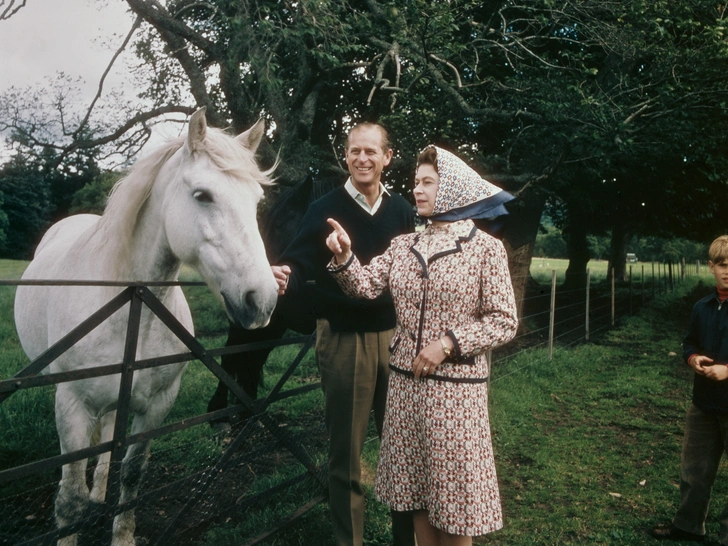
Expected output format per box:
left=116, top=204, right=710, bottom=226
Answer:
left=0, top=155, right=54, bottom=259
left=69, top=170, right=123, bottom=215
left=629, top=236, right=708, bottom=263
left=0, top=147, right=102, bottom=259
left=536, top=222, right=708, bottom=264
left=534, top=224, right=567, bottom=259
left=0, top=191, right=9, bottom=252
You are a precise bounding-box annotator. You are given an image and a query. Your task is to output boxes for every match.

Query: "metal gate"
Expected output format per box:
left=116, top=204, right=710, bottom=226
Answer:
left=0, top=280, right=328, bottom=545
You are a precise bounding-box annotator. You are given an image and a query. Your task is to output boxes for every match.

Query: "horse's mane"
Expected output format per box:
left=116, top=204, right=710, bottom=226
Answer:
left=84, top=127, right=274, bottom=278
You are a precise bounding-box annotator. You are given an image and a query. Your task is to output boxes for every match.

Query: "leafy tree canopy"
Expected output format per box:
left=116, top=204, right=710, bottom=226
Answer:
left=2, top=0, right=727, bottom=272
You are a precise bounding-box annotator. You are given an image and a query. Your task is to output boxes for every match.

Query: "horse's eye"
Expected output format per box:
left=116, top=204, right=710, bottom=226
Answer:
left=193, top=190, right=213, bottom=203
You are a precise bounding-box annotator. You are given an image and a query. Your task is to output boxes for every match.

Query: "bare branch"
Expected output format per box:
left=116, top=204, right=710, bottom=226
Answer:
left=429, top=54, right=462, bottom=88
left=125, top=0, right=218, bottom=55
left=0, top=0, right=26, bottom=20
left=425, top=61, right=541, bottom=124
left=368, top=42, right=404, bottom=106
left=68, top=105, right=197, bottom=150
left=622, top=102, right=651, bottom=125
left=73, top=16, right=143, bottom=141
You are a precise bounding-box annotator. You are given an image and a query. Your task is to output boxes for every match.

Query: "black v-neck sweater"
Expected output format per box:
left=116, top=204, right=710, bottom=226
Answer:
left=279, top=186, right=415, bottom=332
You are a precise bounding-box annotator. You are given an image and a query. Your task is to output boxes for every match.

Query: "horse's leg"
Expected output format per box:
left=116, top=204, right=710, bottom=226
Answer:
left=231, top=313, right=287, bottom=418
left=54, top=385, right=96, bottom=546
left=207, top=317, right=284, bottom=427
left=111, top=435, right=151, bottom=546
left=89, top=410, right=116, bottom=504
left=206, top=324, right=243, bottom=429
left=112, top=377, right=182, bottom=546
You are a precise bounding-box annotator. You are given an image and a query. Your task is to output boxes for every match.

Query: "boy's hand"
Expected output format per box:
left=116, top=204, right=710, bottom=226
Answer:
left=704, top=364, right=728, bottom=382
left=688, top=354, right=713, bottom=375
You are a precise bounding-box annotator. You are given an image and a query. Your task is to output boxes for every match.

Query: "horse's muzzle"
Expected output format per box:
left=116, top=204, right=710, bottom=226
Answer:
left=222, top=289, right=276, bottom=329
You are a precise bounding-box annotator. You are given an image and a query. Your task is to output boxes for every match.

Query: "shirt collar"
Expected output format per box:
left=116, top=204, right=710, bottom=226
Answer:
left=344, top=177, right=390, bottom=215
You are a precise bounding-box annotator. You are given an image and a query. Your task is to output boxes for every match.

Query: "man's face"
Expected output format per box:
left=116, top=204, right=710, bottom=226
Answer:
left=345, top=126, right=393, bottom=190
left=709, top=259, right=728, bottom=290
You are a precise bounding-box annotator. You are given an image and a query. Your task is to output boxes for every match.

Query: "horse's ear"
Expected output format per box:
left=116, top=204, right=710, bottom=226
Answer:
left=185, top=107, right=208, bottom=153
left=236, top=118, right=265, bottom=153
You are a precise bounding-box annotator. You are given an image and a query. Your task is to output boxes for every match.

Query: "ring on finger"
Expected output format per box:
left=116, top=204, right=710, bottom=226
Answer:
left=423, top=366, right=429, bottom=374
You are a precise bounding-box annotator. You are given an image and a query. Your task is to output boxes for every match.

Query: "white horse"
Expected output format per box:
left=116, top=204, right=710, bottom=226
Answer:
left=13, top=108, right=278, bottom=546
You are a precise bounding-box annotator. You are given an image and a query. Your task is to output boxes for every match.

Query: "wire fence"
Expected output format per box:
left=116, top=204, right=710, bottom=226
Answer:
left=490, top=259, right=704, bottom=384
left=0, top=259, right=707, bottom=545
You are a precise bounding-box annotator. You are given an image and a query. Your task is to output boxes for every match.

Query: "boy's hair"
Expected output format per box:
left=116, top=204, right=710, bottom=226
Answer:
left=709, top=235, right=728, bottom=263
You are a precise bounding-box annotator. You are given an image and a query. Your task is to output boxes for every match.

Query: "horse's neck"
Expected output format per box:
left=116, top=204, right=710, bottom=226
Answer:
left=129, top=180, right=181, bottom=284
left=98, top=155, right=182, bottom=285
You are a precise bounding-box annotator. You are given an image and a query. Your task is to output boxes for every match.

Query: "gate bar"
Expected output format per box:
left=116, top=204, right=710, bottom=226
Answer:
left=0, top=288, right=133, bottom=403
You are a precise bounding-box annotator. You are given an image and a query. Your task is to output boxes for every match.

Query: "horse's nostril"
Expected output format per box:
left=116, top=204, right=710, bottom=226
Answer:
left=245, top=290, right=257, bottom=308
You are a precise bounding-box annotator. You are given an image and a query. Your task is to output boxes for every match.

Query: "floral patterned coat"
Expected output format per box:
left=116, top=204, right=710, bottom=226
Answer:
left=329, top=219, right=518, bottom=382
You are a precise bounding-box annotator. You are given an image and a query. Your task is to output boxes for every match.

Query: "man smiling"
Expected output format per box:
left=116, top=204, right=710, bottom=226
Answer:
left=272, top=123, right=415, bottom=546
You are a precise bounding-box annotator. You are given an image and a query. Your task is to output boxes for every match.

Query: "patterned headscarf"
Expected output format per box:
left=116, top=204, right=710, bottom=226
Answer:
left=426, top=145, right=514, bottom=227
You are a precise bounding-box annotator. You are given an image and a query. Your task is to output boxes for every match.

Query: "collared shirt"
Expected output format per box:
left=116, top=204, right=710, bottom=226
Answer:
left=344, top=177, right=390, bottom=215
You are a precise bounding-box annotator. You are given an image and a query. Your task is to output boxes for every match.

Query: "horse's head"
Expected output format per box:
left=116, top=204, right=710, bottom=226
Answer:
left=261, top=174, right=315, bottom=262
left=162, top=108, right=278, bottom=329
left=261, top=174, right=341, bottom=263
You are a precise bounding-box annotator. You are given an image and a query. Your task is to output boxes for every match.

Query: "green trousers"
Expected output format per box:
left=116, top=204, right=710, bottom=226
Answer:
left=316, top=319, right=414, bottom=546
left=673, top=403, right=728, bottom=544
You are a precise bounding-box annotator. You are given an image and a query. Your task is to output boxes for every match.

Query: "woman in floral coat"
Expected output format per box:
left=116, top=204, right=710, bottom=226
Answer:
left=325, top=145, right=519, bottom=546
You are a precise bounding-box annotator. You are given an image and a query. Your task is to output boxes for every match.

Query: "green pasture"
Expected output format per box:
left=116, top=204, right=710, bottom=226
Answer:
left=0, top=259, right=723, bottom=545
left=529, top=257, right=693, bottom=286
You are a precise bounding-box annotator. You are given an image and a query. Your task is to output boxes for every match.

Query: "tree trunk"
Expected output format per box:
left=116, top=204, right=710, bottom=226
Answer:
left=502, top=190, right=546, bottom=322
left=607, top=222, right=629, bottom=282
left=563, top=211, right=590, bottom=291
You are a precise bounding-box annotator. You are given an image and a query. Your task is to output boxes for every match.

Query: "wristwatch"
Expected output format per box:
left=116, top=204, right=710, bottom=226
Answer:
left=440, top=337, right=453, bottom=359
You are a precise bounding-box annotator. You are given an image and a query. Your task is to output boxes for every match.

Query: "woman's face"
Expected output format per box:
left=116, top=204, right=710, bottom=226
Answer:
left=413, top=163, right=440, bottom=217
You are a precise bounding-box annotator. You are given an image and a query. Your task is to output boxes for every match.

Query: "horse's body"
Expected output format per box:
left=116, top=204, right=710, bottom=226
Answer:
left=207, top=174, right=340, bottom=421
left=14, top=109, right=278, bottom=546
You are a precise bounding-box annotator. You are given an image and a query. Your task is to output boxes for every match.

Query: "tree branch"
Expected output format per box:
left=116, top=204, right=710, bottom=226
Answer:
left=0, top=0, right=25, bottom=20
left=429, top=54, right=462, bottom=88
left=125, top=0, right=218, bottom=56
left=67, top=105, right=197, bottom=150
left=73, top=16, right=143, bottom=141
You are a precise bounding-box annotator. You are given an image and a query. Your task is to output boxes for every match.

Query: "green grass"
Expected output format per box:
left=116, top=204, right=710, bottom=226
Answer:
left=481, top=278, right=720, bottom=545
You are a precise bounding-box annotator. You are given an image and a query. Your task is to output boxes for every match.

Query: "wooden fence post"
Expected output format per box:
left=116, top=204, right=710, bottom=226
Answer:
left=585, top=268, right=590, bottom=341
left=611, top=268, right=615, bottom=326
left=629, top=265, right=633, bottom=315
left=549, top=270, right=556, bottom=360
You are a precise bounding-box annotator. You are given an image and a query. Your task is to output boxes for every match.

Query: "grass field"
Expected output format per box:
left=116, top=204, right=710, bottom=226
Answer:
left=0, top=259, right=722, bottom=545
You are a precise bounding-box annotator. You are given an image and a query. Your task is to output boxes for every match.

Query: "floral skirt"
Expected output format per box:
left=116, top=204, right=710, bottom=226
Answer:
left=374, top=372, right=503, bottom=536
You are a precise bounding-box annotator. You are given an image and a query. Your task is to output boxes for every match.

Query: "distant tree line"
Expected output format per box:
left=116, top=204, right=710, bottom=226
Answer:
left=535, top=222, right=708, bottom=264
left=0, top=152, right=118, bottom=259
